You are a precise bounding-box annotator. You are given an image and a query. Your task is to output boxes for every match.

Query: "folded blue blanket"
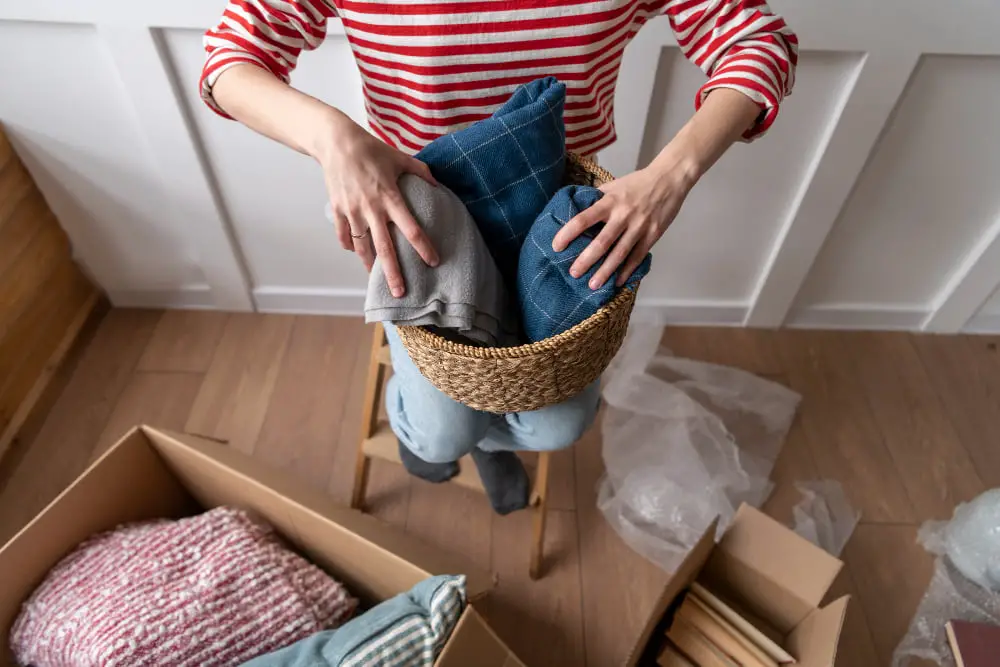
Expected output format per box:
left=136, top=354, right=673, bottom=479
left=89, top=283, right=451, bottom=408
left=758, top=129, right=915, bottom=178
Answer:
left=417, top=77, right=567, bottom=283
left=518, top=185, right=651, bottom=342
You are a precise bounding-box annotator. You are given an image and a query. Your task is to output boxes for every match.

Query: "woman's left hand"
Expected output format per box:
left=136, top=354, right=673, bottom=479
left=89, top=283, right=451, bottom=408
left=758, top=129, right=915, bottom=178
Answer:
left=551, top=155, right=698, bottom=290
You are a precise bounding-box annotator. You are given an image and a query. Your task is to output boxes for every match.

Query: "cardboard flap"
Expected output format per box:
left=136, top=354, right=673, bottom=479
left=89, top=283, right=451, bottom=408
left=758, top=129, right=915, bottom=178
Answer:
left=624, top=517, right=720, bottom=667
left=710, top=505, right=842, bottom=626
left=786, top=596, right=849, bottom=667
left=0, top=430, right=197, bottom=666
left=144, top=428, right=494, bottom=601
left=436, top=607, right=527, bottom=667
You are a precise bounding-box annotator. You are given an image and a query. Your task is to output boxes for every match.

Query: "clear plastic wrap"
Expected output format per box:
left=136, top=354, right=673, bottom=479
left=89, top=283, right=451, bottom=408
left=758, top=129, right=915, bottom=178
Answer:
left=597, top=320, right=801, bottom=572
left=791, top=480, right=860, bottom=557
left=893, top=490, right=1000, bottom=666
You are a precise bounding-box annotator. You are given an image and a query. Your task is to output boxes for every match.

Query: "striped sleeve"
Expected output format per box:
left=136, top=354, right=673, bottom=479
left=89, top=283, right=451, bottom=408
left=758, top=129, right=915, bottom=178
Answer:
left=665, top=0, right=798, bottom=140
left=200, top=0, right=337, bottom=118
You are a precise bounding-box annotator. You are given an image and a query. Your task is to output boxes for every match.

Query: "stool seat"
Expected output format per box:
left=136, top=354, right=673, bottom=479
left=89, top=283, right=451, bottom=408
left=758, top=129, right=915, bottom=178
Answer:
left=350, top=323, right=553, bottom=579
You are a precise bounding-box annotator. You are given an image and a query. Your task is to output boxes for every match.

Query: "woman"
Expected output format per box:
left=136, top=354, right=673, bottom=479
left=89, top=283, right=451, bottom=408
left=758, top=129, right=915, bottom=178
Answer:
left=201, top=0, right=797, bottom=514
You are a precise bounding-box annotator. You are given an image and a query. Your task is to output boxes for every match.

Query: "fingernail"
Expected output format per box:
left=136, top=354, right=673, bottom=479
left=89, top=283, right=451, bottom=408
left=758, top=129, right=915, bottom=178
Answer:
left=392, top=287, right=404, bottom=298
left=429, top=257, right=440, bottom=268
left=570, top=268, right=581, bottom=279
left=589, top=279, right=599, bottom=290
left=552, top=242, right=561, bottom=252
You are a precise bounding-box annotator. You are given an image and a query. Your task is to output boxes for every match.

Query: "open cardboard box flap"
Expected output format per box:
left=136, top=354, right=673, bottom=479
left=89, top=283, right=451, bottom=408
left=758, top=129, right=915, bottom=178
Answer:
left=624, top=505, right=849, bottom=667
left=0, top=426, right=501, bottom=666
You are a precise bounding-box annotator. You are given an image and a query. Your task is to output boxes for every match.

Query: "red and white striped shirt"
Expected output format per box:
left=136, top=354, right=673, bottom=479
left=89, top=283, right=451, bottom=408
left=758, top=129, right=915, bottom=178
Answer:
left=201, top=0, right=797, bottom=156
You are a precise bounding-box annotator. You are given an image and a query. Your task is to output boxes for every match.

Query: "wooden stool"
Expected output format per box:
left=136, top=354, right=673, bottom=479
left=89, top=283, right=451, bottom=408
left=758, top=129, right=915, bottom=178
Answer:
left=350, top=322, right=552, bottom=580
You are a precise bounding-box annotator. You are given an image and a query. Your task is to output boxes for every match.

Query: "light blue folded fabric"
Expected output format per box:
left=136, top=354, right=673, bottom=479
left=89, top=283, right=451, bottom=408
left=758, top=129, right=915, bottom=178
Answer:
left=517, top=185, right=651, bottom=342
left=417, top=77, right=567, bottom=283
left=239, top=575, right=466, bottom=667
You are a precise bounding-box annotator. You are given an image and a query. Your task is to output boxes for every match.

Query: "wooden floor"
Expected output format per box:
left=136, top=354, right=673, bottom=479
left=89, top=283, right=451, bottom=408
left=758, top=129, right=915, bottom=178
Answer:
left=3, top=309, right=999, bottom=666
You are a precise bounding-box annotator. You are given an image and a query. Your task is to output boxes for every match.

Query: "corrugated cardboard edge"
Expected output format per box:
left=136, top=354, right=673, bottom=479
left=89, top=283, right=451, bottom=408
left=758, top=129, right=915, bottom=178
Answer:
left=436, top=606, right=527, bottom=667
left=720, top=505, right=843, bottom=609
left=143, top=427, right=495, bottom=601
left=623, top=518, right=720, bottom=667
left=787, top=595, right=849, bottom=667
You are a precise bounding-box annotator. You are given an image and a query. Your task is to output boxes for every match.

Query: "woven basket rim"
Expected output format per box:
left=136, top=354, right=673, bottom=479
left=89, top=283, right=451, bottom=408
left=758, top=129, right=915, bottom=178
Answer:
left=398, top=285, right=637, bottom=360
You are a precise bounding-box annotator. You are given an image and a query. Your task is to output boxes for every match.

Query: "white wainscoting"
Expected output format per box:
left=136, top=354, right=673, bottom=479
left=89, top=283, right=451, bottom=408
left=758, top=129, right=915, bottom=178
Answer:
left=1, top=0, right=999, bottom=332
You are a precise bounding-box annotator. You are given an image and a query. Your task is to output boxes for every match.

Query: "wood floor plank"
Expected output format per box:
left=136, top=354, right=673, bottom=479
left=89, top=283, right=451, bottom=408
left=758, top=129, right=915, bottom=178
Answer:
left=185, top=313, right=294, bottom=454
left=844, top=524, right=935, bottom=666
left=91, top=371, right=202, bottom=462
left=253, top=316, right=364, bottom=491
left=361, top=459, right=413, bottom=529
left=663, top=326, right=784, bottom=376
left=0, top=309, right=159, bottom=543
left=775, top=331, right=916, bottom=524
left=762, top=417, right=821, bottom=526
left=574, top=423, right=670, bottom=667
left=827, top=565, right=882, bottom=667
left=844, top=332, right=985, bottom=519
left=138, top=310, right=228, bottom=373
left=913, top=334, right=1000, bottom=488
left=405, top=479, right=493, bottom=572
left=485, top=509, right=586, bottom=666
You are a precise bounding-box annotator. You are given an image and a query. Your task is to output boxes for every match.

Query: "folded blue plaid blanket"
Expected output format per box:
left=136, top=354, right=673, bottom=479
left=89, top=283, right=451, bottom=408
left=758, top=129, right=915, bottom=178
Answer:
left=417, top=77, right=566, bottom=283
left=517, top=185, right=651, bottom=342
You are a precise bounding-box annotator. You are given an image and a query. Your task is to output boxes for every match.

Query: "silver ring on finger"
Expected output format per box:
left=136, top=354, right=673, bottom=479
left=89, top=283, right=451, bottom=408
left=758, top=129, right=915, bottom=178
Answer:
left=350, top=228, right=371, bottom=240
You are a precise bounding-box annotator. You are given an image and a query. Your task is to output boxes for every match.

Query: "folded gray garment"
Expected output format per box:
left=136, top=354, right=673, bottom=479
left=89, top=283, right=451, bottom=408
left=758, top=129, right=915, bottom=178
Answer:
left=364, top=174, right=521, bottom=347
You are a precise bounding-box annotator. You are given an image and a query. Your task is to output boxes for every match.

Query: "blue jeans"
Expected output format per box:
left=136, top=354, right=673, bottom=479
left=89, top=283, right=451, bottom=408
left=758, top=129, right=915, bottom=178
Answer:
left=384, top=325, right=601, bottom=463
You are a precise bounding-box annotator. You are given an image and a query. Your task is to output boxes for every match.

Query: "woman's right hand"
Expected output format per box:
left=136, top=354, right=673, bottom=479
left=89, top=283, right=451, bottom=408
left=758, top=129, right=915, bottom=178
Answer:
left=315, top=112, right=439, bottom=298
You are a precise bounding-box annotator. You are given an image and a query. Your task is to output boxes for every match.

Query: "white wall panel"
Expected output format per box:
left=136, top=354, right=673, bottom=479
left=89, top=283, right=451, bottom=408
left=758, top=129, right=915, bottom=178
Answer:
left=164, top=29, right=367, bottom=293
left=3, top=1, right=1000, bottom=330
left=982, top=290, right=1000, bottom=316
left=795, top=56, right=1000, bottom=312
left=637, top=50, right=861, bottom=305
left=0, top=21, right=205, bottom=299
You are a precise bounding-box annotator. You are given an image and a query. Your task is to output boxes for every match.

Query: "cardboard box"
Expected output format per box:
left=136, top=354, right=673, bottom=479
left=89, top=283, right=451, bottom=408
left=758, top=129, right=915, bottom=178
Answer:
left=624, top=505, right=849, bottom=667
left=0, top=426, right=525, bottom=667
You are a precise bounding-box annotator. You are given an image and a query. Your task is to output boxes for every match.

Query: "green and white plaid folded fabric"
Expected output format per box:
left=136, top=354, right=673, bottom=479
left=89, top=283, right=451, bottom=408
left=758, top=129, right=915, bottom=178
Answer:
left=240, top=575, right=467, bottom=667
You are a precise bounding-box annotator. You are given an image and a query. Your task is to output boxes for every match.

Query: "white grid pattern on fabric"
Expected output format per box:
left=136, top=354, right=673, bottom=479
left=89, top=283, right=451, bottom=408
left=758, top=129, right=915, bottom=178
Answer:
left=448, top=133, right=517, bottom=239
left=522, top=215, right=615, bottom=334
left=523, top=232, right=579, bottom=325
left=463, top=153, right=564, bottom=207
left=440, top=111, right=558, bottom=172
left=498, top=116, right=549, bottom=199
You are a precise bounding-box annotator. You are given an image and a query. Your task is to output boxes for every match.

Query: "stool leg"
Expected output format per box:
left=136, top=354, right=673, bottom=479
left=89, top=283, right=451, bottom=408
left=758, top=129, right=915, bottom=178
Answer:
left=351, top=323, right=388, bottom=511
left=529, top=451, right=551, bottom=580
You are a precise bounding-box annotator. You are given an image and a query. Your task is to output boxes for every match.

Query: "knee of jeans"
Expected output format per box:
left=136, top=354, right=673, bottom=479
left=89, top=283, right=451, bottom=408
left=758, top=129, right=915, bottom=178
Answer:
left=533, top=415, right=590, bottom=451
left=515, top=383, right=600, bottom=451
left=406, top=421, right=485, bottom=463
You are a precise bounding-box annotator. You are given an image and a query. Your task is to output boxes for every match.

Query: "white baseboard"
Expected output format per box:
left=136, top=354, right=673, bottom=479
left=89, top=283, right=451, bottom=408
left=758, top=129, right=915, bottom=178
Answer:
left=252, top=289, right=751, bottom=325
left=785, top=304, right=928, bottom=331
left=251, top=288, right=976, bottom=331
left=254, top=287, right=366, bottom=315
left=634, top=298, right=747, bottom=326
left=109, top=285, right=216, bottom=310
left=963, top=312, right=1000, bottom=334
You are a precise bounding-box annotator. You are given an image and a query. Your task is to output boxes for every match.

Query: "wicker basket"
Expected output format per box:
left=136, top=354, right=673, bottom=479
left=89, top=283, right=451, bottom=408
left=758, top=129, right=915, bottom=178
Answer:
left=397, top=153, right=639, bottom=413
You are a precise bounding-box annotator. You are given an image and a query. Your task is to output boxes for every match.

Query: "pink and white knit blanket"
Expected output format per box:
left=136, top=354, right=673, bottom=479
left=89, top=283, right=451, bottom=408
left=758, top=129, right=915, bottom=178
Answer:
left=10, top=506, right=357, bottom=667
